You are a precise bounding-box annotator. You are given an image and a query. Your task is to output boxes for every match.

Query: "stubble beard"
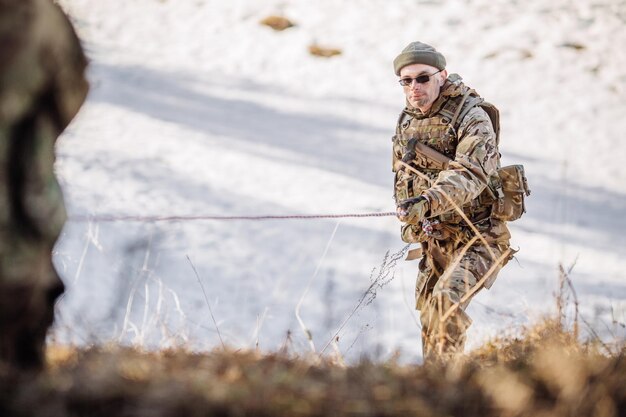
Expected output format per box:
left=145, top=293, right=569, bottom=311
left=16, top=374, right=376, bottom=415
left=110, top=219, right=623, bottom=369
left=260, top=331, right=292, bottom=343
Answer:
left=410, top=94, right=432, bottom=112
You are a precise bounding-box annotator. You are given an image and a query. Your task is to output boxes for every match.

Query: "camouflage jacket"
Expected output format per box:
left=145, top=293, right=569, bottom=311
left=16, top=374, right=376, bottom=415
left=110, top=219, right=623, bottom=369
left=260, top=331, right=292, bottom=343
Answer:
left=392, top=75, right=510, bottom=244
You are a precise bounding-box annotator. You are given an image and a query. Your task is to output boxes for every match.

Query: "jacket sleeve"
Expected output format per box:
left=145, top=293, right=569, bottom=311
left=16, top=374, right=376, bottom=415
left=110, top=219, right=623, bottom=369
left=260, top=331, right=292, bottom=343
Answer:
left=422, top=106, right=499, bottom=218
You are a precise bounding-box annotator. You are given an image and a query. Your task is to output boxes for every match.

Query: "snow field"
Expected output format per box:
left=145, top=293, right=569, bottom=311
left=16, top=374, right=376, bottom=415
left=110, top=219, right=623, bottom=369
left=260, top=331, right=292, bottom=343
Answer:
left=53, top=0, right=626, bottom=362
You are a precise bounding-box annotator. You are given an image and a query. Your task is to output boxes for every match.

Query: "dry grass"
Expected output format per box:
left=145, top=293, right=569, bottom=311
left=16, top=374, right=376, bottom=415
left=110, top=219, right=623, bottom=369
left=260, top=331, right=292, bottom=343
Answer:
left=260, top=16, right=295, bottom=31
left=308, top=44, right=342, bottom=58
left=0, top=317, right=624, bottom=417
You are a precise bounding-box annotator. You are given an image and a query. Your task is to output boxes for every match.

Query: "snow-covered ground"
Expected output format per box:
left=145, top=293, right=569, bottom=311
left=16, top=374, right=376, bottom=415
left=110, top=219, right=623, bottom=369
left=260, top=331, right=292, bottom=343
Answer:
left=52, top=0, right=626, bottom=363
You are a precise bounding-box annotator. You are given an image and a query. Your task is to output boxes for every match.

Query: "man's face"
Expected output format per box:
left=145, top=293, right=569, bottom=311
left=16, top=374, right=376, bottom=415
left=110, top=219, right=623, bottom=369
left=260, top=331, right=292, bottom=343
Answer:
left=399, top=63, right=447, bottom=113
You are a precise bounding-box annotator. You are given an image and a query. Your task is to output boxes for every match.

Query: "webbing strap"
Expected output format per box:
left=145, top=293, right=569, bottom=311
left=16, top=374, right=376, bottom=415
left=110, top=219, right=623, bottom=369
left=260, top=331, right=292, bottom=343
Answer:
left=455, top=97, right=484, bottom=131
left=451, top=89, right=483, bottom=129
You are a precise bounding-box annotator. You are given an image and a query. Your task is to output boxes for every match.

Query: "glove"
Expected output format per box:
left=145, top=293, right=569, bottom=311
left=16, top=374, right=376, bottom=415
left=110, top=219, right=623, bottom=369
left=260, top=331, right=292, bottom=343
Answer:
left=396, top=196, right=429, bottom=224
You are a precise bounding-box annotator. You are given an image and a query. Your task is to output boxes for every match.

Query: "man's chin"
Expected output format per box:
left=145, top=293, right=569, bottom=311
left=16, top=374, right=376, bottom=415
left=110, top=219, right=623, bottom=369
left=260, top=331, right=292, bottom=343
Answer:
left=409, top=99, right=426, bottom=109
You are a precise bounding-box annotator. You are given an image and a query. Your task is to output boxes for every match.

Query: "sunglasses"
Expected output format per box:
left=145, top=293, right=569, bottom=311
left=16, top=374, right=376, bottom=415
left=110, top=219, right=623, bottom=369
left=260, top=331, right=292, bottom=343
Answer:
left=398, top=69, right=443, bottom=87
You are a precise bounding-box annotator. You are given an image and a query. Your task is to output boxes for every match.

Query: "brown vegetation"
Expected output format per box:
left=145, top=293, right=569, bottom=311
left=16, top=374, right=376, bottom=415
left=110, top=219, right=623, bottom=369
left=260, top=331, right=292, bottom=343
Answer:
left=260, top=16, right=295, bottom=31
left=0, top=318, right=624, bottom=417
left=308, top=44, right=342, bottom=58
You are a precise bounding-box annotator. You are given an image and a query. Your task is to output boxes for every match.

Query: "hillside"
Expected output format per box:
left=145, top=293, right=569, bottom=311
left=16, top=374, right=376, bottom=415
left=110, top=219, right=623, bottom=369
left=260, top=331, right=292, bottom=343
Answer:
left=51, top=0, right=626, bottom=362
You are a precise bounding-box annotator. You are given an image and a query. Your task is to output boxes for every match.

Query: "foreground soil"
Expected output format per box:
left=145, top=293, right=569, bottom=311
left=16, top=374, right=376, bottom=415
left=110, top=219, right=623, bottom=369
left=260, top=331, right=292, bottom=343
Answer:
left=1, top=321, right=624, bottom=417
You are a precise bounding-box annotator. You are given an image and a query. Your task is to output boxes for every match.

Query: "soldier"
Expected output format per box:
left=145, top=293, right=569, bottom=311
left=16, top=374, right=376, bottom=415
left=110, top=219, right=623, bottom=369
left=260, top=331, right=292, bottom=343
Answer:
left=392, top=42, right=513, bottom=359
left=0, top=0, right=88, bottom=370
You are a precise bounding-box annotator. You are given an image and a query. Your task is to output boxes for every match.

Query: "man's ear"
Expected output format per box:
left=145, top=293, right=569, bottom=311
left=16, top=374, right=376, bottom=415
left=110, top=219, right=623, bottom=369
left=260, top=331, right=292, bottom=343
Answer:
left=439, top=69, right=448, bottom=86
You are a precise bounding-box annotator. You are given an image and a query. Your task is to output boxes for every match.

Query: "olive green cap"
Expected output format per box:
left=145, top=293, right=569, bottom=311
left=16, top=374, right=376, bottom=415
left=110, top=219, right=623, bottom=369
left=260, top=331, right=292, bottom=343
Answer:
left=393, top=41, right=446, bottom=75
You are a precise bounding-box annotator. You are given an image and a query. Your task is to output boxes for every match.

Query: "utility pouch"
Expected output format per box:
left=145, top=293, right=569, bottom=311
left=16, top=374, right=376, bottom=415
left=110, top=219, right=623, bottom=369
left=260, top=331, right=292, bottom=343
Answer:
left=491, top=164, right=531, bottom=222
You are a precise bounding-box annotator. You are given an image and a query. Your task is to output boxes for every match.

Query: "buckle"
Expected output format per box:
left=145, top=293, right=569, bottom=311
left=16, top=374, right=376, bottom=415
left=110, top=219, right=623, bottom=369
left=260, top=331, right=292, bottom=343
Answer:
left=421, top=219, right=440, bottom=237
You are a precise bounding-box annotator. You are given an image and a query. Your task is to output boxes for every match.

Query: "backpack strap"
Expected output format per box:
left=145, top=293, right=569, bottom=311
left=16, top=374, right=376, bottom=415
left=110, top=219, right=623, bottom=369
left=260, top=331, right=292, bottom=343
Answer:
left=450, top=92, right=501, bottom=146
left=452, top=92, right=484, bottom=133
left=437, top=88, right=480, bottom=137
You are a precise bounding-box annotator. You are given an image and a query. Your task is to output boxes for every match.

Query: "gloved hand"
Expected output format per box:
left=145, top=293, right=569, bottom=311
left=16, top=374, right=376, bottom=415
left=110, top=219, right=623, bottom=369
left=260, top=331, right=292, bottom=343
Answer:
left=396, top=196, right=429, bottom=224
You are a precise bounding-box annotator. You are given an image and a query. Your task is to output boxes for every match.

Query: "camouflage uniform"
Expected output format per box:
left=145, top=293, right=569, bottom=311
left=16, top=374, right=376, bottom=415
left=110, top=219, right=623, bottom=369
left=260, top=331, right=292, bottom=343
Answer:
left=0, top=0, right=88, bottom=370
left=392, top=75, right=511, bottom=358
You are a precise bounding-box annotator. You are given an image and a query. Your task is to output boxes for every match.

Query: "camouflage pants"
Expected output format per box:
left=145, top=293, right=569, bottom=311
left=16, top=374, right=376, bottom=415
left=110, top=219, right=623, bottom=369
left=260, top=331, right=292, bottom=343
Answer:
left=415, top=233, right=510, bottom=359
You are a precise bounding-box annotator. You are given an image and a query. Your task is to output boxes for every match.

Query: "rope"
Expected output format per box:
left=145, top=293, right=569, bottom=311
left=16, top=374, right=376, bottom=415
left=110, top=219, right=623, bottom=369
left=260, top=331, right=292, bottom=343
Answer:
left=68, top=211, right=398, bottom=223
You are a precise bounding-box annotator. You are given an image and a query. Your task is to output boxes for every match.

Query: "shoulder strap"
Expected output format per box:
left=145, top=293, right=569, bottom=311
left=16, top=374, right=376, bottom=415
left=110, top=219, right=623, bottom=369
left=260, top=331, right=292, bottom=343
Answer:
left=450, top=89, right=476, bottom=128
left=437, top=88, right=478, bottom=130
left=451, top=94, right=501, bottom=146
left=452, top=94, right=483, bottom=129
